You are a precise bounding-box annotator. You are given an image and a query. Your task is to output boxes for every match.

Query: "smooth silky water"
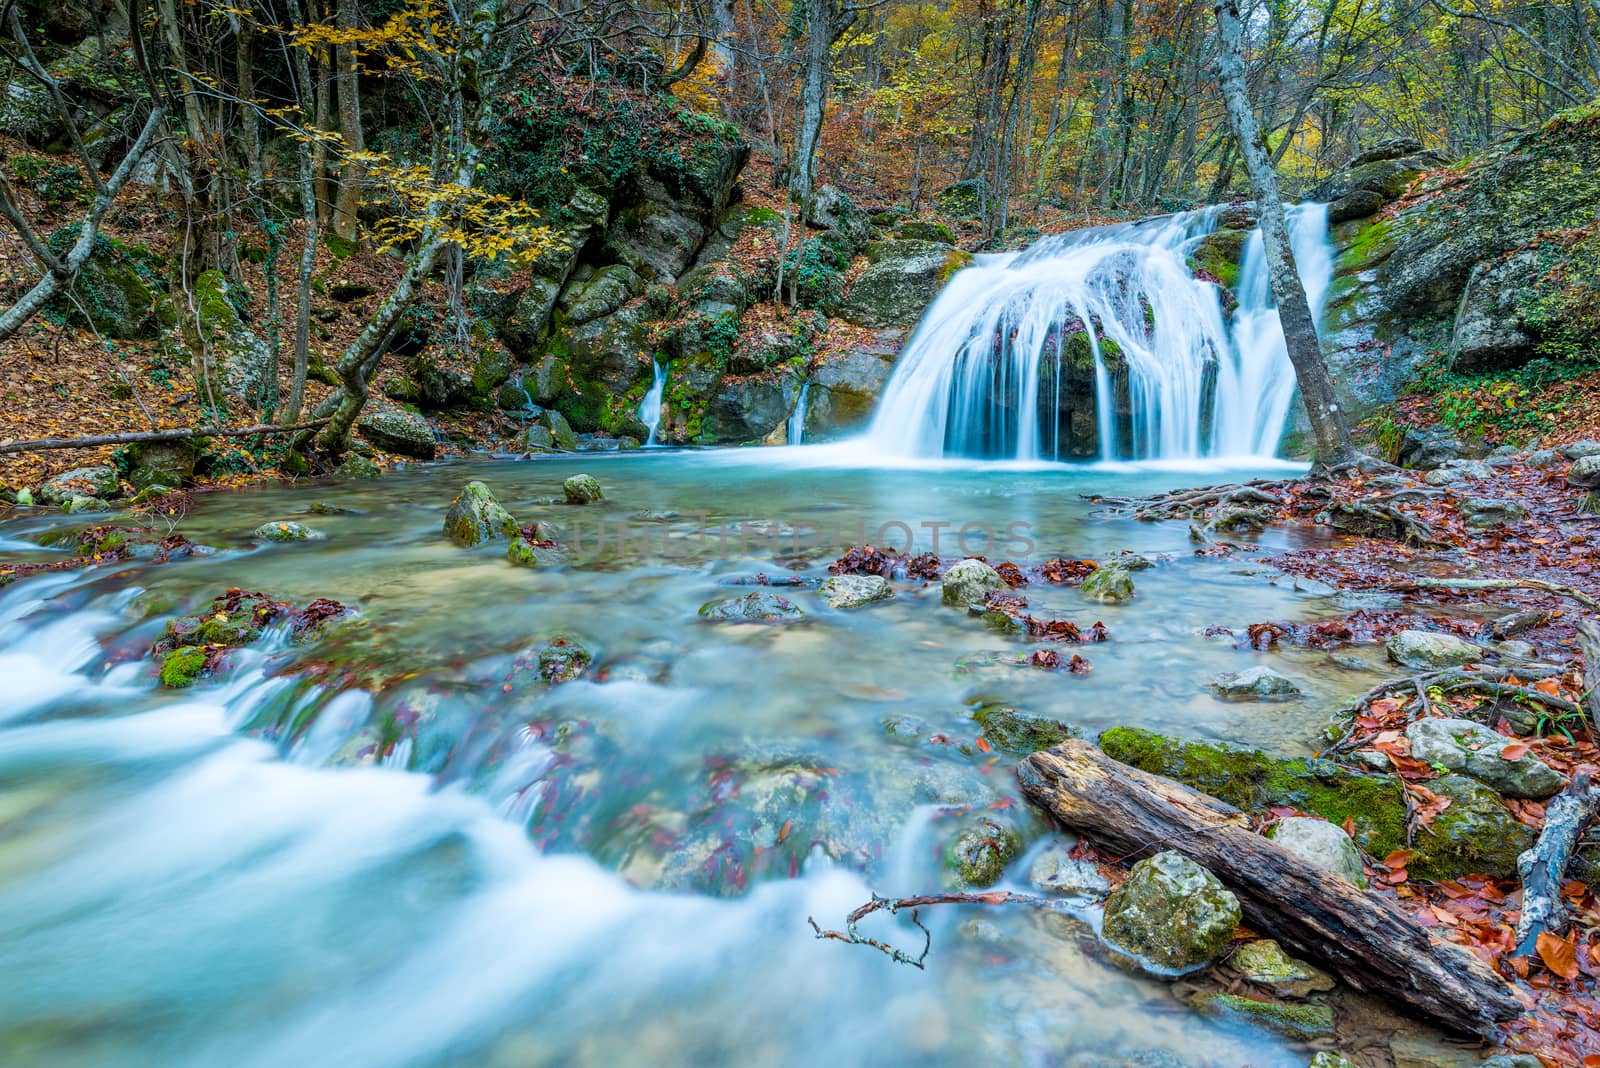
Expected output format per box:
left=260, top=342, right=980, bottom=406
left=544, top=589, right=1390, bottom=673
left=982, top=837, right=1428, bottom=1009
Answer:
left=0, top=448, right=1406, bottom=1067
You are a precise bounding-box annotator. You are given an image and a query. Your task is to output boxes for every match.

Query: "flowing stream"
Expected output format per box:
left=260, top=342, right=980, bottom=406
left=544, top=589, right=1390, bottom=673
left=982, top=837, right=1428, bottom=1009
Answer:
left=638, top=359, right=668, bottom=446
left=0, top=452, right=1419, bottom=1067
left=863, top=206, right=1335, bottom=462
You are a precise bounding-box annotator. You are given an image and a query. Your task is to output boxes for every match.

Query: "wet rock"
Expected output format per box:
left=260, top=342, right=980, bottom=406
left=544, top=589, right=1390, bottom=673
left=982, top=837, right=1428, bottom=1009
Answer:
left=522, top=425, right=557, bottom=452
left=159, top=646, right=207, bottom=688
left=1189, top=991, right=1333, bottom=1040
left=970, top=699, right=1078, bottom=753
left=543, top=410, right=579, bottom=451
left=1081, top=561, right=1135, bottom=604
left=881, top=714, right=929, bottom=743
left=1101, top=850, right=1241, bottom=972
left=251, top=520, right=322, bottom=541
left=1229, top=938, right=1335, bottom=998
left=1422, top=459, right=1493, bottom=485
left=1424, top=775, right=1537, bottom=879
left=1386, top=629, right=1482, bottom=669
left=942, top=558, right=1003, bottom=607
left=697, top=591, right=805, bottom=624
left=1406, top=717, right=1562, bottom=798
left=506, top=537, right=565, bottom=569
left=39, top=465, right=120, bottom=504
left=123, top=441, right=198, bottom=490
left=1328, top=188, right=1385, bottom=223
left=357, top=406, right=437, bottom=459
left=563, top=473, right=603, bottom=504
left=800, top=332, right=903, bottom=442
left=1567, top=454, right=1600, bottom=489
left=1309, top=1055, right=1359, bottom=1068
left=1211, top=666, right=1302, bottom=701
left=1028, top=839, right=1110, bottom=898
left=443, top=481, right=520, bottom=547
left=1456, top=496, right=1527, bottom=528
left=333, top=454, right=381, bottom=480
left=819, top=574, right=894, bottom=609
left=63, top=495, right=109, bottom=513
left=1559, top=440, right=1600, bottom=460
left=837, top=240, right=972, bottom=328
left=1267, top=817, right=1367, bottom=887
left=945, top=815, right=1023, bottom=887
left=532, top=634, right=593, bottom=684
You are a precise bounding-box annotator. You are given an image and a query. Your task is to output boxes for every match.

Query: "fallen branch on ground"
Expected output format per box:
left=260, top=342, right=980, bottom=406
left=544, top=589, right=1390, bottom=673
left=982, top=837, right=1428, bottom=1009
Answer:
left=1393, top=577, right=1600, bottom=615
left=1514, top=771, right=1600, bottom=956
left=0, top=420, right=332, bottom=455
left=807, top=890, right=1058, bottom=968
left=1017, top=739, right=1523, bottom=1035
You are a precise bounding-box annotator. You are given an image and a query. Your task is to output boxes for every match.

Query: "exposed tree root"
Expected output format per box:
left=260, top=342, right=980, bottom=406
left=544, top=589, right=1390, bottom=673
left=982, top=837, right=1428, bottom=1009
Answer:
left=1515, top=771, right=1600, bottom=956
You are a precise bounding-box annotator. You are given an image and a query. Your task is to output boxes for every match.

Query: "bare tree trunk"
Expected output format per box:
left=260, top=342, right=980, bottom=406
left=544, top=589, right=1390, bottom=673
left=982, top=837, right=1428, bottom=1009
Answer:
left=283, top=0, right=321, bottom=425
left=1213, top=0, right=1354, bottom=467
left=332, top=0, right=365, bottom=242
left=791, top=0, right=836, bottom=211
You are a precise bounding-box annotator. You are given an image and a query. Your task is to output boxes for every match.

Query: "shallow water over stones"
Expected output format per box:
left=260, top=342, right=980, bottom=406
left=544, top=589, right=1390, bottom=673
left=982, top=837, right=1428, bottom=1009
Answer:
left=0, top=451, right=1421, bottom=1067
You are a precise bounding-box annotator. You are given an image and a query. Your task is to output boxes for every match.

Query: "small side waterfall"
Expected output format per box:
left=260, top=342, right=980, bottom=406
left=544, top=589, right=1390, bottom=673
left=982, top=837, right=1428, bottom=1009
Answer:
left=638, top=359, right=668, bottom=446
left=861, top=204, right=1335, bottom=462
left=787, top=381, right=811, bottom=445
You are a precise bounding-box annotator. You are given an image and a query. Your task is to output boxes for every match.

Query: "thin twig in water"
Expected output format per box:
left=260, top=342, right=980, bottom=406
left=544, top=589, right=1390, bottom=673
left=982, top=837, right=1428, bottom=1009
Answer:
left=807, top=890, right=1058, bottom=968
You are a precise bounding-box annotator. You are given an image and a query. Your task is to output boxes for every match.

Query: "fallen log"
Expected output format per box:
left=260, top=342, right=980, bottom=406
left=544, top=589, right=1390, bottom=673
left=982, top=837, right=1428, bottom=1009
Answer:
left=0, top=420, right=331, bottom=455
left=1514, top=771, right=1600, bottom=957
left=1017, top=739, right=1524, bottom=1037
left=1578, top=619, right=1600, bottom=726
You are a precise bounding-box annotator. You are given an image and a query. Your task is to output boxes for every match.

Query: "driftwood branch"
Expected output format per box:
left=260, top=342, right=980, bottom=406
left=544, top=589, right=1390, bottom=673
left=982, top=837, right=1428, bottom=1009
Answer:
left=1514, top=771, right=1600, bottom=956
left=1394, top=577, right=1600, bottom=615
left=807, top=890, right=1058, bottom=969
left=0, top=420, right=331, bottom=455
left=1017, top=739, right=1523, bottom=1036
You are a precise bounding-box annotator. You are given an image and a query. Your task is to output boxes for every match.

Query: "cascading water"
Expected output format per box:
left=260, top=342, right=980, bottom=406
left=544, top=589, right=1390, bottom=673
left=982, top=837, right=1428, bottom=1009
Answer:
left=862, top=204, right=1335, bottom=462
left=638, top=359, right=668, bottom=445
left=787, top=381, right=811, bottom=445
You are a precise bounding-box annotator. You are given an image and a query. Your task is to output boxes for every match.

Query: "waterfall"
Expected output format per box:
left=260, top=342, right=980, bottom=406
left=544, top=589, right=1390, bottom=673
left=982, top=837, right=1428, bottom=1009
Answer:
left=638, top=359, right=667, bottom=446
left=787, top=381, right=811, bottom=445
left=861, top=204, right=1335, bottom=462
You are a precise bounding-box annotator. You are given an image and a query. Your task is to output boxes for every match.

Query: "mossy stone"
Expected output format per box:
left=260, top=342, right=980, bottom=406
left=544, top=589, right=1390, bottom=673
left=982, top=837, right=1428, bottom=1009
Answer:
left=443, top=481, right=520, bottom=547
left=563, top=473, right=603, bottom=504
left=159, top=646, right=207, bottom=688
left=945, top=816, right=1023, bottom=887
left=971, top=699, right=1078, bottom=754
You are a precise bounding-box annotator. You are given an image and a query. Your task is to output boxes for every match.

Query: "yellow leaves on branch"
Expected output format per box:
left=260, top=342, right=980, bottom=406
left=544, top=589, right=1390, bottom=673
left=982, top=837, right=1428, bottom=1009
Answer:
left=286, top=0, right=455, bottom=72
left=357, top=160, right=558, bottom=268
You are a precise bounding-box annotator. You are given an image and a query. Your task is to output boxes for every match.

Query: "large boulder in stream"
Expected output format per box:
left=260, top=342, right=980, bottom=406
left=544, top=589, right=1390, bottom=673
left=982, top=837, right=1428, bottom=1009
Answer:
left=1385, top=629, right=1482, bottom=669
left=357, top=406, right=436, bottom=460
left=1101, top=850, right=1241, bottom=972
left=698, top=591, right=805, bottom=624
left=942, top=558, right=1003, bottom=607
left=443, top=481, right=520, bottom=547
left=799, top=331, right=904, bottom=441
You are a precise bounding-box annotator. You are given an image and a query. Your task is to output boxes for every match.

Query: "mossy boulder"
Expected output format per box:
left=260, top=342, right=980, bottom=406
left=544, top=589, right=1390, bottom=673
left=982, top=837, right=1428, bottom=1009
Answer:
left=1186, top=228, right=1248, bottom=292
left=251, top=520, right=321, bottom=542
left=1101, top=850, right=1240, bottom=972
left=970, top=699, right=1078, bottom=754
left=159, top=646, right=207, bottom=688
left=334, top=454, right=381, bottom=480
left=563, top=473, right=603, bottom=504
left=838, top=240, right=972, bottom=329
left=506, top=536, right=566, bottom=568
left=1081, top=561, right=1134, bottom=603
left=122, top=440, right=198, bottom=490
left=443, top=481, right=520, bottom=547
left=1099, top=727, right=1531, bottom=879
left=942, top=558, right=1002, bottom=607
left=356, top=406, right=436, bottom=460
left=945, top=815, right=1024, bottom=887
left=47, top=232, right=158, bottom=339
left=898, top=219, right=956, bottom=243
left=1188, top=992, right=1333, bottom=1041
left=186, top=269, right=275, bottom=412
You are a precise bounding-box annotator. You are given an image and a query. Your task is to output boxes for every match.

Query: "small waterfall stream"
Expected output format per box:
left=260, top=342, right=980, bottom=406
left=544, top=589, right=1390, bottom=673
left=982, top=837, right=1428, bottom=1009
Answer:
left=861, top=204, right=1334, bottom=462
left=787, top=381, right=811, bottom=445
left=638, top=359, right=668, bottom=445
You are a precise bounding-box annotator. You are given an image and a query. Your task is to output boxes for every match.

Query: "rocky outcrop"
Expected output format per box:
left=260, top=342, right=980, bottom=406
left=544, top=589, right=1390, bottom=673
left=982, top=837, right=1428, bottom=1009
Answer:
left=356, top=406, right=436, bottom=460
left=797, top=331, right=904, bottom=441
left=836, top=240, right=971, bottom=328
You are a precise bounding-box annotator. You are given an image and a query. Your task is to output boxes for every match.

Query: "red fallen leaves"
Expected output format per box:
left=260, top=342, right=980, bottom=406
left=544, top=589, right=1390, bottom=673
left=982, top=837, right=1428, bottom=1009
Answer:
left=1029, top=649, right=1091, bottom=673
left=1539, top=931, right=1582, bottom=981
left=995, top=562, right=1027, bottom=588
left=829, top=544, right=899, bottom=577
left=1502, top=741, right=1532, bottom=761
left=288, top=597, right=352, bottom=639
left=1215, top=610, right=1481, bottom=651
left=1039, top=557, right=1098, bottom=584
left=982, top=591, right=1029, bottom=615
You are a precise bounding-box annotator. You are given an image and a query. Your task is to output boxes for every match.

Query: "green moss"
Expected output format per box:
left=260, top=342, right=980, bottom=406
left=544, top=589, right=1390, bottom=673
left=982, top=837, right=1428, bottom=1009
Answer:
left=971, top=699, right=1077, bottom=754
left=192, top=618, right=261, bottom=647
left=1098, top=727, right=1409, bottom=859
left=1333, top=216, right=1396, bottom=275
left=1187, top=229, right=1248, bottom=291
left=1194, top=993, right=1333, bottom=1040
left=159, top=646, right=207, bottom=688
left=945, top=816, right=1023, bottom=887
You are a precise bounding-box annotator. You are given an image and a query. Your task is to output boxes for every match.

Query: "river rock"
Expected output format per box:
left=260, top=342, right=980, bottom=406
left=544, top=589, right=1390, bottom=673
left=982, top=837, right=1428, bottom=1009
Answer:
left=1456, top=496, right=1527, bottom=528
left=697, top=591, right=805, bottom=624
left=1101, top=850, right=1241, bottom=972
left=942, top=558, right=1003, bottom=607
left=563, top=473, right=603, bottom=504
left=506, top=537, right=565, bottom=568
left=1386, top=629, right=1482, bottom=669
left=1406, top=716, right=1562, bottom=798
left=1189, top=991, right=1333, bottom=1040
left=251, top=520, right=322, bottom=541
left=356, top=406, right=437, bottom=459
left=1081, top=561, right=1134, bottom=604
left=1211, top=666, right=1302, bottom=701
left=1567, top=454, right=1600, bottom=489
left=945, top=815, right=1023, bottom=887
left=970, top=699, right=1078, bottom=753
left=334, top=455, right=381, bottom=480
left=819, top=574, right=894, bottom=609
left=1028, top=839, right=1110, bottom=898
left=123, top=441, right=198, bottom=490
left=443, top=481, right=520, bottom=547
left=1267, top=816, right=1367, bottom=887
left=1559, top=440, right=1600, bottom=460
left=63, top=495, right=109, bottom=513
left=1309, top=1055, right=1359, bottom=1068
left=1423, top=775, right=1536, bottom=878
left=1229, top=938, right=1335, bottom=998
left=544, top=410, right=579, bottom=451
left=39, top=465, right=120, bottom=504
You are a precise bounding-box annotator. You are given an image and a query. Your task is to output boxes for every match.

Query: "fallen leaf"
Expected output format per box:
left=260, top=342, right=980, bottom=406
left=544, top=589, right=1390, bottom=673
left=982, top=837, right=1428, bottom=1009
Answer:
left=1501, top=742, right=1531, bottom=761
left=1537, top=930, right=1581, bottom=980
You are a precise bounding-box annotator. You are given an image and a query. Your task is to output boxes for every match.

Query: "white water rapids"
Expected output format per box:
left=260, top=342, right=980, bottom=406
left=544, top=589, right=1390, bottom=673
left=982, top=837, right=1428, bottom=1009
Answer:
left=862, top=205, right=1335, bottom=463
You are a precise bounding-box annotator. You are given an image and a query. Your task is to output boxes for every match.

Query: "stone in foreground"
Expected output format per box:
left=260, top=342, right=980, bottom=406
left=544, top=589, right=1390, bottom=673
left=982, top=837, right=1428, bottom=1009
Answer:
left=941, top=558, right=1002, bottom=607
left=251, top=521, right=322, bottom=542
left=1081, top=561, right=1135, bottom=604
left=1100, top=850, right=1240, bottom=972
left=819, top=574, right=894, bottom=609
left=1406, top=716, right=1562, bottom=799
left=1212, top=666, right=1302, bottom=701
left=1386, top=629, right=1481, bottom=669
left=563, top=474, right=604, bottom=504
left=1028, top=839, right=1110, bottom=898
left=443, top=481, right=520, bottom=547
left=698, top=591, right=805, bottom=624
left=1229, top=938, right=1335, bottom=998
left=1267, top=816, right=1367, bottom=887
